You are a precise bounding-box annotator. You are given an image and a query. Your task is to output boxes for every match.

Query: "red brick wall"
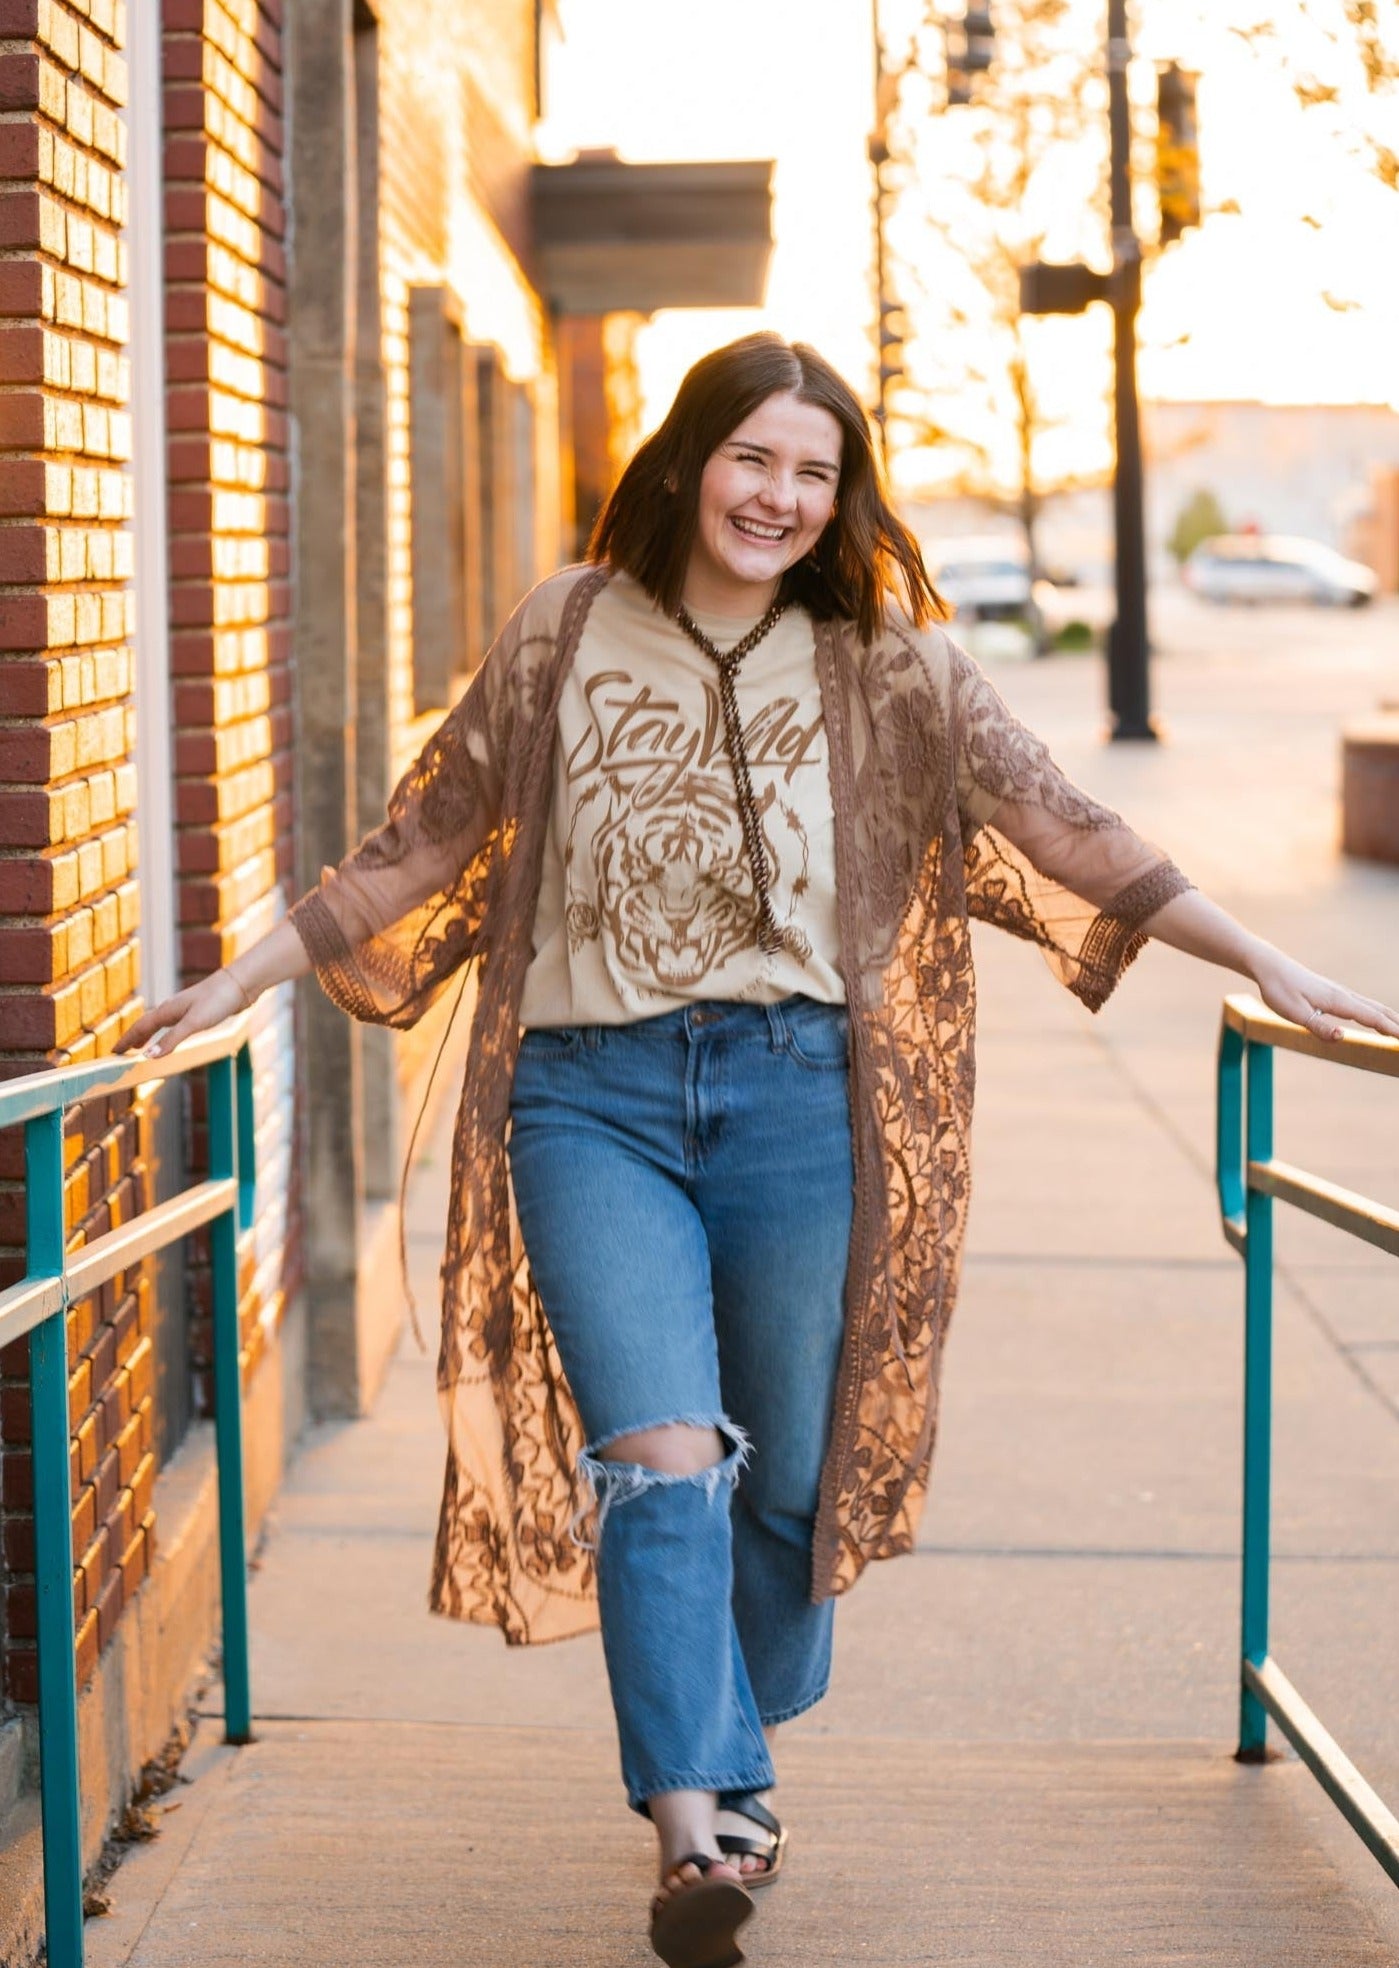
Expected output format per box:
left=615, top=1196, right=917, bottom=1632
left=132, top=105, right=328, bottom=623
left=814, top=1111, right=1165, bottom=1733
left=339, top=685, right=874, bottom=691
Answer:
left=0, top=0, right=157, bottom=1701
left=0, top=0, right=296, bottom=1715
left=0, top=0, right=554, bottom=1714
left=162, top=0, right=298, bottom=1385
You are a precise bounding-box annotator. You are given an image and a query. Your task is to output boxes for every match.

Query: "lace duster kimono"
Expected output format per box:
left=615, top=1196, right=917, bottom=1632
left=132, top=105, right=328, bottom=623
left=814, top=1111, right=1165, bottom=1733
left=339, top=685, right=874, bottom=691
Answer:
left=289, top=564, right=1191, bottom=1644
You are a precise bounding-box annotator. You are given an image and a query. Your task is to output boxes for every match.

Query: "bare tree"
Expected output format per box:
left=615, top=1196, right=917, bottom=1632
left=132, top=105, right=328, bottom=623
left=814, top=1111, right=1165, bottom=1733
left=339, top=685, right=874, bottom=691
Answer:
left=880, top=0, right=1108, bottom=592
left=1228, top=0, right=1399, bottom=192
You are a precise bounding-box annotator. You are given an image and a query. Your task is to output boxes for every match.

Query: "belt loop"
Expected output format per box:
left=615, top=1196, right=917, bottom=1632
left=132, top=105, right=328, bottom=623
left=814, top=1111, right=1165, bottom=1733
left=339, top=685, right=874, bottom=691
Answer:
left=764, top=999, right=789, bottom=1053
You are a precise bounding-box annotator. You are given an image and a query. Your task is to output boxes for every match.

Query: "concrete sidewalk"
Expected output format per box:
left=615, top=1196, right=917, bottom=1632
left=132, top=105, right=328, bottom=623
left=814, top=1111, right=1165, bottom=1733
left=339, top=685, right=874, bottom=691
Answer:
left=85, top=598, right=1399, bottom=1966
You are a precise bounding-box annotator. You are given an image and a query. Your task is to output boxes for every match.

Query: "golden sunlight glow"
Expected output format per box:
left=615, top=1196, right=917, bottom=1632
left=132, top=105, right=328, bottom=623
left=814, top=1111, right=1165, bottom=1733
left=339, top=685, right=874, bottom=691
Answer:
left=540, top=0, right=1399, bottom=489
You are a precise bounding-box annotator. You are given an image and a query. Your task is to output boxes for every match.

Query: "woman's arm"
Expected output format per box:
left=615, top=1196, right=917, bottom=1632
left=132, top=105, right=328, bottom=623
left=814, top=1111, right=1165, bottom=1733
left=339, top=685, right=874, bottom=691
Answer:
left=113, top=573, right=548, bottom=1059
left=116, top=800, right=483, bottom=1059
left=949, top=641, right=1398, bottom=1043
left=114, top=917, right=313, bottom=1059
left=1141, top=887, right=1399, bottom=1043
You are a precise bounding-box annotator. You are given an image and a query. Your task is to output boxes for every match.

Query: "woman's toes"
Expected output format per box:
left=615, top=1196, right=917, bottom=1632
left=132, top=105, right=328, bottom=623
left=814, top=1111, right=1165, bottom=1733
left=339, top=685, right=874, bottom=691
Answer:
left=658, top=1857, right=740, bottom=1900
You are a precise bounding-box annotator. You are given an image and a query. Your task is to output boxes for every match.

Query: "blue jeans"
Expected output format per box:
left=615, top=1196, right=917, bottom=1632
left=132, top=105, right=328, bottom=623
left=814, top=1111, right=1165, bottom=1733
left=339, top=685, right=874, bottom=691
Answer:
left=507, top=997, right=854, bottom=1812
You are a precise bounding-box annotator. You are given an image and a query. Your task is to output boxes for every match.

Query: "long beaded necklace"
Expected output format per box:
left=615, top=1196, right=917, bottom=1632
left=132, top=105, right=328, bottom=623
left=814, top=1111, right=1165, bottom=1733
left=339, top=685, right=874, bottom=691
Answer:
left=674, top=595, right=794, bottom=958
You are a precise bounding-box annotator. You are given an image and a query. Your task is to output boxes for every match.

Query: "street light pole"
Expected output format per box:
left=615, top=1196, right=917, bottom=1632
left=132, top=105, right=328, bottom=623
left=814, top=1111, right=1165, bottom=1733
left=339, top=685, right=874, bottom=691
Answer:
left=1105, top=0, right=1157, bottom=740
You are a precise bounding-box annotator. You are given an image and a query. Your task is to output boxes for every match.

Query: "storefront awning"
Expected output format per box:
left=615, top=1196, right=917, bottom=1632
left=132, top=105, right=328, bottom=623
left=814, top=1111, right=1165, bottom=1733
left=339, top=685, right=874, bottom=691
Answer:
left=531, top=155, right=774, bottom=314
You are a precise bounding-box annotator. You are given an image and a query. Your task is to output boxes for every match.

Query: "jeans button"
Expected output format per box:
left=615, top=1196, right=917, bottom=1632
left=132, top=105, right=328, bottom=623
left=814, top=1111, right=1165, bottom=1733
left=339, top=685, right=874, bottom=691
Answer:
left=690, top=1008, right=717, bottom=1027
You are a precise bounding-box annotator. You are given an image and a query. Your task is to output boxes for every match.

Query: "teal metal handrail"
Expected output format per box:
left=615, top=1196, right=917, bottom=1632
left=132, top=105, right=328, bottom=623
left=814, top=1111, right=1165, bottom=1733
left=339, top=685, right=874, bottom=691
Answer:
left=1217, top=992, right=1399, bottom=1886
left=0, top=1016, right=257, bottom=1968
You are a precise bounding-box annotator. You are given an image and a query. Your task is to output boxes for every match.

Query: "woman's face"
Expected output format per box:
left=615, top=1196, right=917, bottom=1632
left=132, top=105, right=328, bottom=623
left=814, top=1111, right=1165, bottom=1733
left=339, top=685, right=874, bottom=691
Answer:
left=685, top=391, right=842, bottom=611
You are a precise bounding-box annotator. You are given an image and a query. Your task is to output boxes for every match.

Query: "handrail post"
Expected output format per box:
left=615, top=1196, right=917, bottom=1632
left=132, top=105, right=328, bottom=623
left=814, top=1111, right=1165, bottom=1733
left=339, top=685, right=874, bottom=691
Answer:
left=27, top=1108, right=85, bottom=1968
left=1215, top=1021, right=1245, bottom=1235
left=235, top=1041, right=256, bottom=1234
left=207, top=1054, right=252, bottom=1744
left=1238, top=1038, right=1274, bottom=1760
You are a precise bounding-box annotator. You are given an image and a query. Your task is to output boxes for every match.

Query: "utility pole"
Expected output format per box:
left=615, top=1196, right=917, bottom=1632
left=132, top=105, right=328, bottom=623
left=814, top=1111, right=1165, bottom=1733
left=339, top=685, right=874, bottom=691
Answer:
left=1104, top=0, right=1155, bottom=740
left=1022, top=0, right=1171, bottom=740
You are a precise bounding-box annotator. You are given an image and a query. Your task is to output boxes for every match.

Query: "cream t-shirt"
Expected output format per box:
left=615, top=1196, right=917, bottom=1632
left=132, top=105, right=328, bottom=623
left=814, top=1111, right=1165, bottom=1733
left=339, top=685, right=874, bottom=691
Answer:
left=519, top=572, right=845, bottom=1026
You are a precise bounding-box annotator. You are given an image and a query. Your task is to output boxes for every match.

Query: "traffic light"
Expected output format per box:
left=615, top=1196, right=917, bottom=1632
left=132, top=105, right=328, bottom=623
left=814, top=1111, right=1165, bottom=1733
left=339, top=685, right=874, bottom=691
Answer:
left=878, top=299, right=908, bottom=396
left=944, top=7, right=995, bottom=106
left=1157, top=62, right=1200, bottom=245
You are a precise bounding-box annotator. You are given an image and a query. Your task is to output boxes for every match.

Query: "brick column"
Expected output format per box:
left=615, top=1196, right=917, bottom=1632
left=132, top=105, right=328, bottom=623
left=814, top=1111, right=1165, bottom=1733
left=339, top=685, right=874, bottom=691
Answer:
left=162, top=0, right=299, bottom=1398
left=0, top=0, right=155, bottom=1702
left=286, top=0, right=370, bottom=1416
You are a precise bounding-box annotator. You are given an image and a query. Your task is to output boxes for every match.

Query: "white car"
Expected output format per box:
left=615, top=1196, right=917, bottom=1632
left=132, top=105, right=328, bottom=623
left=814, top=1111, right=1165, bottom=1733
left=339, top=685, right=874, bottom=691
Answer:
left=930, top=539, right=1037, bottom=626
left=1183, top=535, right=1378, bottom=607
left=929, top=539, right=1108, bottom=648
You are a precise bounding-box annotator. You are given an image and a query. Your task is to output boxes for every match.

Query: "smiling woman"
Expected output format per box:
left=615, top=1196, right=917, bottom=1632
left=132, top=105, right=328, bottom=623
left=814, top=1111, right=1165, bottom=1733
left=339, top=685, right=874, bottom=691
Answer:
left=117, top=331, right=1399, bottom=1968
left=590, top=332, right=940, bottom=642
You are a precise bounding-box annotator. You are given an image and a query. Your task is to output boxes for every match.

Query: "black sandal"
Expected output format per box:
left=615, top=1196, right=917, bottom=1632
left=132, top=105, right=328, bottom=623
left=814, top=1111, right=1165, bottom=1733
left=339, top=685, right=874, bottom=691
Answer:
left=649, top=1852, right=754, bottom=1968
left=715, top=1791, right=787, bottom=1888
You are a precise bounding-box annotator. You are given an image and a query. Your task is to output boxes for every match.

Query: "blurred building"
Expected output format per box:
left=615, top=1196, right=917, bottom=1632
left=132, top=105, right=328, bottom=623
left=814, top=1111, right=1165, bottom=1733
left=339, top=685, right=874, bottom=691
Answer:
left=1145, top=401, right=1399, bottom=578
left=908, top=400, right=1399, bottom=591
left=1350, top=467, right=1399, bottom=592
left=0, top=1, right=771, bottom=1946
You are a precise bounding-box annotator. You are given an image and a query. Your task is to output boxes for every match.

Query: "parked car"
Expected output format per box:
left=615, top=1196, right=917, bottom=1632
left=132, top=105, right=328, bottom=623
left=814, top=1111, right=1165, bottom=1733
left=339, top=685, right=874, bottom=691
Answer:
left=1183, top=535, right=1378, bottom=607
left=928, top=539, right=1109, bottom=649
left=930, top=538, right=1038, bottom=628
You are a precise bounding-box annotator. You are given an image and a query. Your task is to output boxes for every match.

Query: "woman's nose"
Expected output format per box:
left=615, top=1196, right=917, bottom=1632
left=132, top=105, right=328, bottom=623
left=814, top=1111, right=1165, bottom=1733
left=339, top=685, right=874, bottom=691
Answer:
left=758, top=468, right=796, bottom=511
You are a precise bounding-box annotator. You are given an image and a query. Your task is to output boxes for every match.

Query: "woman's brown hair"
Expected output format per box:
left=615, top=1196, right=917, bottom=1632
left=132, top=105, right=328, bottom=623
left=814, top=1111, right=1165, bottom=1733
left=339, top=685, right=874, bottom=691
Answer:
left=587, top=332, right=945, bottom=644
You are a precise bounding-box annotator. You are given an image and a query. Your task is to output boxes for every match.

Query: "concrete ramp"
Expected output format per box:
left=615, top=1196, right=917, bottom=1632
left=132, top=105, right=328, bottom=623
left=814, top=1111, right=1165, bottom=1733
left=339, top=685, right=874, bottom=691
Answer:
left=88, top=1722, right=1396, bottom=1967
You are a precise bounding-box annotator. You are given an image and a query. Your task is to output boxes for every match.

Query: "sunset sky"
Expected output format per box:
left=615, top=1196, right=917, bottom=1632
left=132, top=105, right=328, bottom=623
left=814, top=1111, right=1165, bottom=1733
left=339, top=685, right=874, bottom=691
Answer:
left=537, top=0, right=1399, bottom=490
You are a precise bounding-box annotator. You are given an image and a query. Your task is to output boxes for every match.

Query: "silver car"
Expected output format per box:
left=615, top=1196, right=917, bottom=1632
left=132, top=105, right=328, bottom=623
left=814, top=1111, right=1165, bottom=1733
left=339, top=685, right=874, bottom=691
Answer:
left=930, top=539, right=1040, bottom=631
left=1183, top=534, right=1378, bottom=607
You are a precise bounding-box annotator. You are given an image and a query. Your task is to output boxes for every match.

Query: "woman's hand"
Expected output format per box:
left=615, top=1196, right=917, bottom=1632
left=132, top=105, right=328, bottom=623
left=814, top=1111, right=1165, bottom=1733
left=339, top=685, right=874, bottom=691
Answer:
left=114, top=968, right=251, bottom=1060
left=1140, top=890, right=1399, bottom=1045
left=1251, top=952, right=1399, bottom=1045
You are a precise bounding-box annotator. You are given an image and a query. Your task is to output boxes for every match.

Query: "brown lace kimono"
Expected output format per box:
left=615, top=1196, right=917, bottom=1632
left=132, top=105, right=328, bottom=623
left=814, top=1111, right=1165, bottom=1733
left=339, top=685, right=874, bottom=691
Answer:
left=289, top=564, right=1191, bottom=1643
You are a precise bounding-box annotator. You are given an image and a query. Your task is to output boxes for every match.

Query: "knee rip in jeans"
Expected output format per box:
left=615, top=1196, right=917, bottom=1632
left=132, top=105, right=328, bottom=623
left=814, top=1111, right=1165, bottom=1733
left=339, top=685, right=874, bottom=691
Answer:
left=572, top=1416, right=752, bottom=1548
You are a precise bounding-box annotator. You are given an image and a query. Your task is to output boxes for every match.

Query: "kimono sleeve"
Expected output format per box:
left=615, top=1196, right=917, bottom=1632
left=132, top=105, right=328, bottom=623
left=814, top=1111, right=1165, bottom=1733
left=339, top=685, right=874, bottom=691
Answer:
left=287, top=617, right=516, bottom=1029
left=950, top=637, right=1193, bottom=1010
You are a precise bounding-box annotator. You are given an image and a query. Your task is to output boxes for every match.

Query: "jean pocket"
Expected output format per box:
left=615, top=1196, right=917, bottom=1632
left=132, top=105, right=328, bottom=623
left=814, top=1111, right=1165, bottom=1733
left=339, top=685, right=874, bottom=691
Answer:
left=518, top=1025, right=584, bottom=1058
left=782, top=1005, right=849, bottom=1071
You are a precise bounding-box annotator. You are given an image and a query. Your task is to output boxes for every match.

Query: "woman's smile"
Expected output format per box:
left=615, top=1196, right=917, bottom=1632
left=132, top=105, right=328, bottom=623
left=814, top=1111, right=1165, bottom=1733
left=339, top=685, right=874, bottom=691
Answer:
left=729, top=515, right=789, bottom=543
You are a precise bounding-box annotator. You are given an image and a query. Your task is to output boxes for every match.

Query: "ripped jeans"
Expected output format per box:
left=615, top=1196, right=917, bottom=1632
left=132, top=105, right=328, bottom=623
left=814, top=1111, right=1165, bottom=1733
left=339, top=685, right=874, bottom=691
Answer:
left=507, top=997, right=854, bottom=1812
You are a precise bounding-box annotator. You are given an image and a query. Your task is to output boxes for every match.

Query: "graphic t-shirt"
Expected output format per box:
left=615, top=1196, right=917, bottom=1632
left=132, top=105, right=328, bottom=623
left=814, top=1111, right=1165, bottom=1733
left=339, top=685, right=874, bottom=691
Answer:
left=518, top=571, right=844, bottom=1025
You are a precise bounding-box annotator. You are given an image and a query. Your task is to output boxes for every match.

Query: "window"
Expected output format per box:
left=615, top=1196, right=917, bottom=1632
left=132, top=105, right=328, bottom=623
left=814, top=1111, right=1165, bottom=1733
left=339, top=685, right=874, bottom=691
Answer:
left=474, top=345, right=538, bottom=656
left=409, top=287, right=482, bottom=712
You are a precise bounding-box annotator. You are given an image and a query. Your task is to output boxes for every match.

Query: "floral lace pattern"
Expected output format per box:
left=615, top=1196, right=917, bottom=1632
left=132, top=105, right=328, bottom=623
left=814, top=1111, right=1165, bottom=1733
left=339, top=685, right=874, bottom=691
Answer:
left=289, top=565, right=1192, bottom=1641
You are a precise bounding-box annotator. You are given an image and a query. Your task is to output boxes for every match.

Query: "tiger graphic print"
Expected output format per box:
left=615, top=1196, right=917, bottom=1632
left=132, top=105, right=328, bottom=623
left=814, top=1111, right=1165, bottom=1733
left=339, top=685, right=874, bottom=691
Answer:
left=560, top=663, right=823, bottom=1000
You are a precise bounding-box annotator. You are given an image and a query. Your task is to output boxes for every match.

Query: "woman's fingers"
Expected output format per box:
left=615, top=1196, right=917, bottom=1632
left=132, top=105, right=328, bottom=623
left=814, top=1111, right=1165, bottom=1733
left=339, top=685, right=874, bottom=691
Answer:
left=1348, top=997, right=1399, bottom=1039
left=148, top=1012, right=202, bottom=1057
left=114, top=993, right=193, bottom=1055
left=1254, top=954, right=1399, bottom=1044
left=1293, top=983, right=1399, bottom=1044
left=1311, top=983, right=1399, bottom=1040
left=113, top=971, right=245, bottom=1059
